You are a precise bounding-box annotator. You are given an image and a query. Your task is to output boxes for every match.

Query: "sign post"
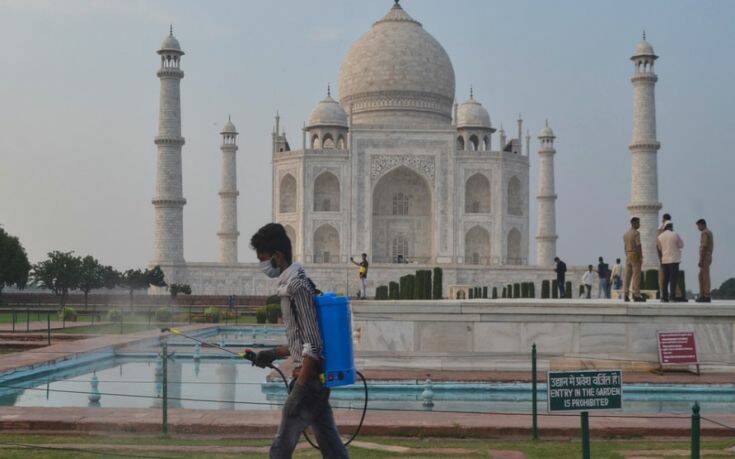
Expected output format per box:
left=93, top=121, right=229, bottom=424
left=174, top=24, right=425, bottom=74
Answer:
left=548, top=369, right=623, bottom=458
left=657, top=330, right=699, bottom=375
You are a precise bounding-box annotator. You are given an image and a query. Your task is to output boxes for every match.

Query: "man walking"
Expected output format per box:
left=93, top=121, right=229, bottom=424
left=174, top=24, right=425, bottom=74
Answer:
left=657, top=213, right=672, bottom=299
left=596, top=257, right=610, bottom=298
left=696, top=219, right=714, bottom=303
left=582, top=265, right=596, bottom=299
left=249, top=223, right=349, bottom=459
left=610, top=258, right=623, bottom=291
left=553, top=257, right=567, bottom=298
left=623, top=217, right=644, bottom=302
left=656, top=222, right=684, bottom=302
left=350, top=253, right=369, bottom=299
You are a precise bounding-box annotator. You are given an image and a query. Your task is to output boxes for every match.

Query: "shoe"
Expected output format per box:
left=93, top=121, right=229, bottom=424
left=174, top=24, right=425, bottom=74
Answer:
left=624, top=295, right=630, bottom=302
left=695, top=297, right=711, bottom=303
left=633, top=296, right=646, bottom=302
left=673, top=297, right=689, bottom=303
left=660, top=298, right=669, bottom=303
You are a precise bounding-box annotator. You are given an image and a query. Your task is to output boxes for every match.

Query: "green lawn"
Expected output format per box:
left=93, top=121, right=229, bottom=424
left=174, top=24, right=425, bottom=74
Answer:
left=0, top=434, right=732, bottom=458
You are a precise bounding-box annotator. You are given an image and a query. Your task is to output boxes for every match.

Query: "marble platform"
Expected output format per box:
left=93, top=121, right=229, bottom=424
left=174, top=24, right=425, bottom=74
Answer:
left=351, top=299, right=735, bottom=373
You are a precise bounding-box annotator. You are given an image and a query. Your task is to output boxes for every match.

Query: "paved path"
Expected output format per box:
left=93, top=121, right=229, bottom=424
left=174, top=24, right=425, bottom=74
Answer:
left=0, top=406, right=733, bottom=438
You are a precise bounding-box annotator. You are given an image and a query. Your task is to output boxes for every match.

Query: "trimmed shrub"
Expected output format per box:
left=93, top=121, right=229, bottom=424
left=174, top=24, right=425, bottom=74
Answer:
left=107, top=308, right=122, bottom=322
left=399, top=276, right=409, bottom=299
left=414, top=271, right=424, bottom=299
left=541, top=280, right=550, bottom=299
left=424, top=270, right=433, bottom=299
left=256, top=308, right=267, bottom=324
left=59, top=306, right=78, bottom=322
left=389, top=281, right=400, bottom=300
left=155, top=307, right=172, bottom=322
left=266, top=303, right=281, bottom=324
left=513, top=283, right=521, bottom=299
left=492, top=287, right=498, bottom=299
left=375, top=285, right=389, bottom=300
left=405, top=275, right=416, bottom=300
left=644, top=269, right=659, bottom=291
left=501, top=287, right=507, bottom=298
left=482, top=286, right=488, bottom=298
left=507, top=284, right=513, bottom=299
left=565, top=282, right=572, bottom=298
left=521, top=283, right=529, bottom=298
left=203, top=306, right=222, bottom=323
left=552, top=280, right=559, bottom=299
left=266, top=295, right=280, bottom=305
left=529, top=282, right=536, bottom=298
left=432, top=267, right=443, bottom=299
left=469, top=288, right=475, bottom=299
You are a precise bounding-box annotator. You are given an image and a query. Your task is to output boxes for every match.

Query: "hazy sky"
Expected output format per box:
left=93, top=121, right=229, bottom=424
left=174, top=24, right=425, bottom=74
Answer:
left=1, top=0, right=734, bottom=287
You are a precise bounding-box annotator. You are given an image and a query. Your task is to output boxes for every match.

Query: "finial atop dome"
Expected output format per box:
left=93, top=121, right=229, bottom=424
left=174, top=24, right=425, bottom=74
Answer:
left=642, top=30, right=646, bottom=41
left=469, top=86, right=474, bottom=100
left=539, top=119, right=555, bottom=138
left=221, top=115, right=238, bottom=135
left=376, top=0, right=420, bottom=24
left=159, top=26, right=183, bottom=54
left=170, top=24, right=173, bottom=36
left=327, top=83, right=331, bottom=97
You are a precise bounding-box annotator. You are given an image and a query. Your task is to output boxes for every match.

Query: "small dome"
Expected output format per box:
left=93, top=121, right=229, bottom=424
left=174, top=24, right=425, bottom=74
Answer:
left=159, top=30, right=183, bottom=54
left=538, top=122, right=555, bottom=138
left=634, top=39, right=654, bottom=56
left=307, top=93, right=348, bottom=128
left=221, top=117, right=237, bottom=134
left=456, top=94, right=491, bottom=129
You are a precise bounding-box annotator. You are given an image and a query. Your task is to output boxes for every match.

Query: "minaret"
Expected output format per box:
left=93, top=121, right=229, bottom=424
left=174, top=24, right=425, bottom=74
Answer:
left=152, top=27, right=186, bottom=264
left=628, top=33, right=662, bottom=269
left=536, top=121, right=558, bottom=265
left=218, top=116, right=239, bottom=264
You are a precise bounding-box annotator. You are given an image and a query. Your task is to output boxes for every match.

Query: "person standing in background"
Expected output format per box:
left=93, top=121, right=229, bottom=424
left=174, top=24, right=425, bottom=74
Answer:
left=582, top=265, right=596, bottom=299
left=696, top=219, right=714, bottom=303
left=350, top=253, right=369, bottom=299
left=656, top=222, right=684, bottom=302
left=610, top=258, right=623, bottom=291
left=596, top=256, right=610, bottom=298
left=553, top=257, right=567, bottom=298
left=657, top=213, right=672, bottom=299
left=624, top=217, right=644, bottom=302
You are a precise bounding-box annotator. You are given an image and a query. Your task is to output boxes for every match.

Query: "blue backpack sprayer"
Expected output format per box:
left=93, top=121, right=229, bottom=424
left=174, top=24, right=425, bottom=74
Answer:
left=162, top=292, right=367, bottom=448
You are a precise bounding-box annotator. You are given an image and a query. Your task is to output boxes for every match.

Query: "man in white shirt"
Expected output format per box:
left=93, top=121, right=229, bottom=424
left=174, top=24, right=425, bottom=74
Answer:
left=656, top=222, right=684, bottom=302
left=581, top=265, right=596, bottom=299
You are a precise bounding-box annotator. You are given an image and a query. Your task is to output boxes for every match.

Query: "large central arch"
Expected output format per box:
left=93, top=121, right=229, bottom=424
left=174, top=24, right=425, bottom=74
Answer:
left=371, top=166, right=432, bottom=263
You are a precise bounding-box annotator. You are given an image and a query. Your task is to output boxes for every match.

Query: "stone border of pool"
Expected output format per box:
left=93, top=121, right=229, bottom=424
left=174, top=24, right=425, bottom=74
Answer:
left=0, top=406, right=733, bottom=438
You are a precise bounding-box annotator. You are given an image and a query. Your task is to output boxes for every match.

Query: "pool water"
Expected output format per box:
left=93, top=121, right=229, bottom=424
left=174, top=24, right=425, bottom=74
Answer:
left=0, top=326, right=733, bottom=414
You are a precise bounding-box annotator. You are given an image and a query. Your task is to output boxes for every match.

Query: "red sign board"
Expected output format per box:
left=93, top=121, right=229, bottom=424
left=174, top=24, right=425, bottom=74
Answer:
left=657, top=331, right=698, bottom=365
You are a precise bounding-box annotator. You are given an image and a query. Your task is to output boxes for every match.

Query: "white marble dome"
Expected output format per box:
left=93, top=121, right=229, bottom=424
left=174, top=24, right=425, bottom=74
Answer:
left=307, top=93, right=348, bottom=128
left=634, top=39, right=655, bottom=56
left=457, top=96, right=491, bottom=129
left=338, top=1, right=455, bottom=126
left=160, top=33, right=183, bottom=53
left=538, top=123, right=555, bottom=138
left=221, top=117, right=237, bottom=134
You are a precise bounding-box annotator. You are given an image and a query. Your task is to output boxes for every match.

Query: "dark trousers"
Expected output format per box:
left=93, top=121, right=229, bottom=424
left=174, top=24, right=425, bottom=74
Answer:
left=661, top=262, right=680, bottom=301
left=584, top=284, right=592, bottom=299
left=557, top=276, right=565, bottom=297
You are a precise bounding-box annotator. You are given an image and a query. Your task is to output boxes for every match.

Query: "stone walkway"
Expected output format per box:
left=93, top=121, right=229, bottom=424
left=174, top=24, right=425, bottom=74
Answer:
left=0, top=406, right=733, bottom=438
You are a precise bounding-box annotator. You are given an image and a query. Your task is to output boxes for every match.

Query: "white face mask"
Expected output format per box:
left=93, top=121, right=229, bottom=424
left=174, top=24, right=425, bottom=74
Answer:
left=260, top=259, right=281, bottom=278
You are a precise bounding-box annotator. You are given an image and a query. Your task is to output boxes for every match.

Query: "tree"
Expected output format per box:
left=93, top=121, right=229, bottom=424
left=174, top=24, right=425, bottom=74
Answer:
left=119, top=265, right=167, bottom=308
left=712, top=278, right=735, bottom=299
left=0, top=227, right=31, bottom=296
left=78, top=256, right=105, bottom=310
left=100, top=265, right=120, bottom=289
left=32, top=251, right=83, bottom=307
left=169, top=283, right=192, bottom=300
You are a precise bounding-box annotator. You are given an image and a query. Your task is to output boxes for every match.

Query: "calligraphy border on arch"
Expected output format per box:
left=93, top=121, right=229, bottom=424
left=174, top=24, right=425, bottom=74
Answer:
left=370, top=154, right=436, bottom=183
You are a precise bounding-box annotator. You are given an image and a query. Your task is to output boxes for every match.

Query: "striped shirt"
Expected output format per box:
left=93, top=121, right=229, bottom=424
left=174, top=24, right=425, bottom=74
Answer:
left=277, top=263, right=323, bottom=367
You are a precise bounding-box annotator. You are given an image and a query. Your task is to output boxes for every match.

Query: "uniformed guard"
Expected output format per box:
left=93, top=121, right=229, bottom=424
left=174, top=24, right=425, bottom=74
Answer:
left=623, top=217, right=644, bottom=302
left=696, top=219, right=714, bottom=303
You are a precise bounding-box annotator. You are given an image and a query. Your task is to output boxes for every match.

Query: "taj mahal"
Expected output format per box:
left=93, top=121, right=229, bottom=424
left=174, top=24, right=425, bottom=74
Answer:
left=151, top=1, right=662, bottom=296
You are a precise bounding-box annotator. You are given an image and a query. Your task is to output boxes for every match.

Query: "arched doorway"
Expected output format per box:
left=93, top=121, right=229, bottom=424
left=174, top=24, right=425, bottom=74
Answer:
left=279, top=174, right=297, bottom=213
left=372, top=166, right=432, bottom=263
left=313, top=224, right=339, bottom=263
left=313, top=172, right=340, bottom=211
left=465, top=226, right=491, bottom=265
left=465, top=173, right=491, bottom=214
left=507, top=228, right=522, bottom=264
